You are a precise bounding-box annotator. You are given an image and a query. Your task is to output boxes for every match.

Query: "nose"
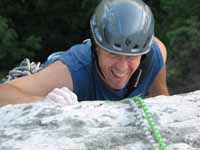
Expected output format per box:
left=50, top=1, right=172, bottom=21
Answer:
left=115, top=56, right=130, bottom=69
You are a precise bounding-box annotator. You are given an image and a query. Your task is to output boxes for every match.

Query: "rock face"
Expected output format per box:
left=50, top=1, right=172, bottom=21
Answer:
left=0, top=90, right=200, bottom=150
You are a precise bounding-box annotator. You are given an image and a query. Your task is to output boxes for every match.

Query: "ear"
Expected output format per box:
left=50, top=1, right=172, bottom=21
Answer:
left=95, top=45, right=101, bottom=52
left=95, top=46, right=104, bottom=57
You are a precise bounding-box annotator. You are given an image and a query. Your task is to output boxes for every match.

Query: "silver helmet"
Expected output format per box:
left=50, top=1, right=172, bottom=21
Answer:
left=90, top=0, right=155, bottom=56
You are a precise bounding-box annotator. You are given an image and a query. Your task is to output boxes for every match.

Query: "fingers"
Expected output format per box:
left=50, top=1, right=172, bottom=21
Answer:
left=55, top=87, right=78, bottom=104
left=53, top=88, right=73, bottom=105
left=44, top=87, right=78, bottom=105
left=47, top=92, right=68, bottom=105
left=62, top=87, right=78, bottom=104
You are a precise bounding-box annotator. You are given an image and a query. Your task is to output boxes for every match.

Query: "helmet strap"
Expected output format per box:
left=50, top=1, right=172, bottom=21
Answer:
left=91, top=39, right=106, bottom=79
left=125, top=50, right=153, bottom=97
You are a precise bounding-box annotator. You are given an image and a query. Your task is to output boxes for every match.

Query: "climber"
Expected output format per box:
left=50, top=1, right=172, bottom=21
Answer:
left=0, top=0, right=169, bottom=106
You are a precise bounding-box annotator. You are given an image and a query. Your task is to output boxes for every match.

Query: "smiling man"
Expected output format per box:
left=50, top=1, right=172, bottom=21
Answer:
left=0, top=0, right=168, bottom=106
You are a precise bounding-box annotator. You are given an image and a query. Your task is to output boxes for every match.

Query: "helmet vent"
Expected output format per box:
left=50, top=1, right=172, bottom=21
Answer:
left=133, top=44, right=139, bottom=49
left=113, top=43, right=122, bottom=51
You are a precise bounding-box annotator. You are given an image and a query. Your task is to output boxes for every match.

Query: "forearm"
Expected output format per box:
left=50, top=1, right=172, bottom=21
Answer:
left=0, top=83, right=43, bottom=106
left=147, top=86, right=169, bottom=97
left=147, top=65, right=169, bottom=98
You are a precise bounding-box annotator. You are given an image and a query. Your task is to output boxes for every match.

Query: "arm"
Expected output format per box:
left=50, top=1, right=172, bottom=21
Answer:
left=147, top=37, right=169, bottom=97
left=0, top=61, right=73, bottom=106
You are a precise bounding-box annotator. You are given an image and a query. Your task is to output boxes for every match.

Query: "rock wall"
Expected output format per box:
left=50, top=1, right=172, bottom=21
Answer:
left=0, top=90, right=200, bottom=150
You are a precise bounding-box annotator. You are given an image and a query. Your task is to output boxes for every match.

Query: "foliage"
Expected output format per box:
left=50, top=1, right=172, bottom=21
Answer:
left=157, top=0, right=200, bottom=94
left=166, top=17, right=200, bottom=93
left=0, top=0, right=100, bottom=53
left=0, top=16, right=42, bottom=71
left=0, top=0, right=100, bottom=72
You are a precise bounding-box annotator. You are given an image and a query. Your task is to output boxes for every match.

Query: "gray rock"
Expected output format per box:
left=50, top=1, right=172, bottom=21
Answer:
left=1, top=90, right=200, bottom=150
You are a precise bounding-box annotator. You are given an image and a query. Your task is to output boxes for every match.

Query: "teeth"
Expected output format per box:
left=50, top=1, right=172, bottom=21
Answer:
left=115, top=72, right=126, bottom=77
left=112, top=70, right=127, bottom=78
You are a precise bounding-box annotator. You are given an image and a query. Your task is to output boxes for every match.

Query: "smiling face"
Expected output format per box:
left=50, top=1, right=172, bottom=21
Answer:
left=96, top=46, right=142, bottom=89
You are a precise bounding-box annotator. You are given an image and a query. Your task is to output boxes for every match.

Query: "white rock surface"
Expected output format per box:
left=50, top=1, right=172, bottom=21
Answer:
left=1, top=90, right=200, bottom=150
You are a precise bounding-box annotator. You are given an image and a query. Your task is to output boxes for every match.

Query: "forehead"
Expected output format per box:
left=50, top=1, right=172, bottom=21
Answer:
left=96, top=46, right=116, bottom=56
left=96, top=46, right=142, bottom=58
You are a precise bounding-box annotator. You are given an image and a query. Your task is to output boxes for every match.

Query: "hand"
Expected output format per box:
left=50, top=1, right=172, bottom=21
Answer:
left=44, top=87, right=78, bottom=105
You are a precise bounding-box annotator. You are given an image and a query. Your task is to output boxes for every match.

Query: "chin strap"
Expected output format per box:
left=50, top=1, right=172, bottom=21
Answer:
left=91, top=38, right=106, bottom=80
left=126, top=50, right=153, bottom=97
left=133, top=69, right=143, bottom=87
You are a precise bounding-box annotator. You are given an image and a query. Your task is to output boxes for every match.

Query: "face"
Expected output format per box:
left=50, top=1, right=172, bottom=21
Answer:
left=96, top=46, right=142, bottom=89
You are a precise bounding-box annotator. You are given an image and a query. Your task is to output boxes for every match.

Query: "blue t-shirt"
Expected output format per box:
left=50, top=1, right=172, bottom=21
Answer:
left=44, top=39, right=164, bottom=101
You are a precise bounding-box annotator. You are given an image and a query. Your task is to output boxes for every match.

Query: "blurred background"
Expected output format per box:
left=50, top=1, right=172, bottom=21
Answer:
left=0, top=0, right=200, bottom=94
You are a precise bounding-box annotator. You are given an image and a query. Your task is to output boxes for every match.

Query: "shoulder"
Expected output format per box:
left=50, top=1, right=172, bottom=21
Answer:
left=43, top=40, right=92, bottom=68
left=154, top=37, right=167, bottom=64
left=59, top=40, right=93, bottom=70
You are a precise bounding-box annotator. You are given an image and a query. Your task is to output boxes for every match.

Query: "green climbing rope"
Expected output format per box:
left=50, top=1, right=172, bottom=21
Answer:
left=132, top=97, right=168, bottom=150
left=104, top=96, right=167, bottom=149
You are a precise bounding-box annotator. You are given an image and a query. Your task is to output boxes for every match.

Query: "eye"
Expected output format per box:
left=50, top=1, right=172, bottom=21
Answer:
left=109, top=51, right=118, bottom=56
left=105, top=51, right=119, bottom=59
left=127, top=55, right=141, bottom=61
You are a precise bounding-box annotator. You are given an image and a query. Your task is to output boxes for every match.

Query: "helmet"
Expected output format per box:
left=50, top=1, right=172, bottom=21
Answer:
left=90, top=0, right=155, bottom=56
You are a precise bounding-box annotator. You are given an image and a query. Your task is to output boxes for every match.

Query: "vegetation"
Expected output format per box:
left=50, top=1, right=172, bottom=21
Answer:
left=0, top=0, right=199, bottom=94
left=157, top=0, right=200, bottom=93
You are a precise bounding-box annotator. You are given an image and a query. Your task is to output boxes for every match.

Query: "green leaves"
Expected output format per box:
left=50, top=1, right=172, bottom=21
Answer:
left=157, top=0, right=200, bottom=94
left=167, top=17, right=200, bottom=81
left=0, top=16, right=42, bottom=71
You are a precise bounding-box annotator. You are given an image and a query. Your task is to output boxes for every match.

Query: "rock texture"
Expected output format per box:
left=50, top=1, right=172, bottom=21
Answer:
left=1, top=90, right=200, bottom=150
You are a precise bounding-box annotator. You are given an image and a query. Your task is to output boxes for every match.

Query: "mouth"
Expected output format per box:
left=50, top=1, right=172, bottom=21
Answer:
left=111, top=69, right=128, bottom=79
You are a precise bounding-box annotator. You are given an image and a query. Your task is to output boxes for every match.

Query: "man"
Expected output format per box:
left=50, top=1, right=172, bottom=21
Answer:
left=0, top=0, right=168, bottom=106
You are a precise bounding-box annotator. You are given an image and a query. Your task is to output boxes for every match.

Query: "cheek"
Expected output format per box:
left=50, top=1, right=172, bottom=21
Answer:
left=97, top=55, right=108, bottom=74
left=129, top=59, right=141, bottom=71
left=99, top=59, right=113, bottom=73
left=97, top=51, right=113, bottom=70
